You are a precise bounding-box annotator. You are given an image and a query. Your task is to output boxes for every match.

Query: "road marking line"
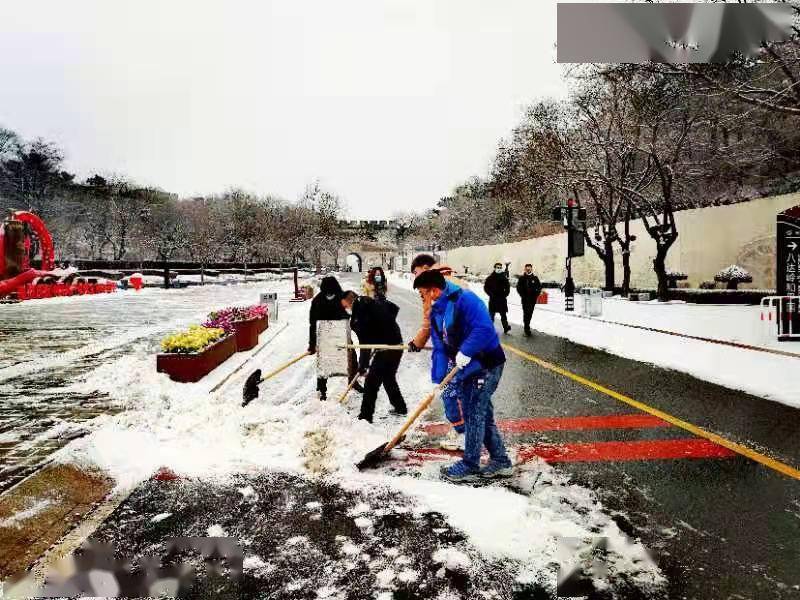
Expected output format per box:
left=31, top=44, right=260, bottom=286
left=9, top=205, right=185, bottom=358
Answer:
left=420, top=413, right=669, bottom=436
left=409, top=438, right=735, bottom=464
left=502, top=342, right=800, bottom=481
left=517, top=439, right=736, bottom=463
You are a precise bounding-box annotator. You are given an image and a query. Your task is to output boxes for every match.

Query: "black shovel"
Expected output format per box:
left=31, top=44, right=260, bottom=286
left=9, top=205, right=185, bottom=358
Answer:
left=242, top=351, right=311, bottom=406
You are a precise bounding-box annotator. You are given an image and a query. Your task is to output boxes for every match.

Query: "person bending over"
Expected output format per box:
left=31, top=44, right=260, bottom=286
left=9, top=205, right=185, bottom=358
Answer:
left=341, top=291, right=407, bottom=423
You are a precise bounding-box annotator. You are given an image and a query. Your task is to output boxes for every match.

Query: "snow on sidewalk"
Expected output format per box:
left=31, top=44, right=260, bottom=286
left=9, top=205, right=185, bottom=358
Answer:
left=50, top=275, right=665, bottom=595
left=388, top=272, right=800, bottom=409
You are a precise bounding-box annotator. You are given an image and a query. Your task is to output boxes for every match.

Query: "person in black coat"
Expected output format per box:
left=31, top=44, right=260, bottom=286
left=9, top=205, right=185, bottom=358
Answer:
left=341, top=291, right=407, bottom=423
left=308, top=276, right=361, bottom=400
left=516, top=263, right=542, bottom=337
left=483, top=263, right=511, bottom=334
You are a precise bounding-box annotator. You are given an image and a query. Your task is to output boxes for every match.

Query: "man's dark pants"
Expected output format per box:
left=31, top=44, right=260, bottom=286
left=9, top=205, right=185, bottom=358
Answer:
left=490, top=310, right=510, bottom=333
left=522, top=300, right=536, bottom=334
left=359, top=350, right=406, bottom=421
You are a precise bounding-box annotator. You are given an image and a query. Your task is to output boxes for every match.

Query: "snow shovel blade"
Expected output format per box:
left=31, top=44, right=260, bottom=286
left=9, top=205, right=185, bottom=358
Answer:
left=356, top=435, right=406, bottom=471
left=242, top=369, right=262, bottom=406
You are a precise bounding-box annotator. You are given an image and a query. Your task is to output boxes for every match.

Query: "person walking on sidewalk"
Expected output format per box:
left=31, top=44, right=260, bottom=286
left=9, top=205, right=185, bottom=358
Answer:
left=484, top=263, right=511, bottom=334
left=341, top=291, right=407, bottom=423
left=413, top=269, right=513, bottom=483
left=408, top=253, right=467, bottom=450
left=362, top=266, right=388, bottom=300
left=308, top=276, right=362, bottom=401
left=516, top=263, right=542, bottom=337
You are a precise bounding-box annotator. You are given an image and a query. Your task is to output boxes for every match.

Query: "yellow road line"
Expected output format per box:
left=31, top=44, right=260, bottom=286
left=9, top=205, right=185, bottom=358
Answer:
left=502, top=342, right=800, bottom=481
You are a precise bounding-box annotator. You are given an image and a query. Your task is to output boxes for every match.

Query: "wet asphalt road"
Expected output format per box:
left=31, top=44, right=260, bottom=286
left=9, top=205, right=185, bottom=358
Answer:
left=383, top=276, right=800, bottom=600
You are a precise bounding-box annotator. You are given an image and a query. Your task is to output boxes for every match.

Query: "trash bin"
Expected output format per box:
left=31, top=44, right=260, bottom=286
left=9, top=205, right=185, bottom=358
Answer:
left=260, top=292, right=279, bottom=322
left=581, top=287, right=603, bottom=317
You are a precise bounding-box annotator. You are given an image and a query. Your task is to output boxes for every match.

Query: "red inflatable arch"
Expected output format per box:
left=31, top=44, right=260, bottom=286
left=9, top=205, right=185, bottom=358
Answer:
left=11, top=210, right=55, bottom=272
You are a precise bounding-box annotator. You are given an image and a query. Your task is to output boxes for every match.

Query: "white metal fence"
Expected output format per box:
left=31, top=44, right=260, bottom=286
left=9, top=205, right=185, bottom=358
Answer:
left=761, top=296, right=800, bottom=341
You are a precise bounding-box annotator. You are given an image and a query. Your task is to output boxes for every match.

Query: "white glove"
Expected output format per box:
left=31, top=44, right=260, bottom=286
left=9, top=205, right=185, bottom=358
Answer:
left=455, top=351, right=471, bottom=369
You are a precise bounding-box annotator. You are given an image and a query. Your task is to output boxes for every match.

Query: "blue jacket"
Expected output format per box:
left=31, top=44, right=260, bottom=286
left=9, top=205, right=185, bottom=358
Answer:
left=429, top=282, right=506, bottom=385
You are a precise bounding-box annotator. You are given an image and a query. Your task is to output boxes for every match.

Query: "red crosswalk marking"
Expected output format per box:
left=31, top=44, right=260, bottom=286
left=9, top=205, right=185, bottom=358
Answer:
left=421, top=413, right=669, bottom=437
left=516, top=439, right=736, bottom=462
left=406, top=438, right=735, bottom=465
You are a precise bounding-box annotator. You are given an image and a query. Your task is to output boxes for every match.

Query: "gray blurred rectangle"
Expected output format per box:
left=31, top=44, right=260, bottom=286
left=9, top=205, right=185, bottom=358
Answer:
left=557, top=3, right=794, bottom=63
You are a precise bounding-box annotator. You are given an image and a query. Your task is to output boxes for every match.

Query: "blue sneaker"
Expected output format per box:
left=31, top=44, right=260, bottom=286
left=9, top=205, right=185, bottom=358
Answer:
left=480, top=461, right=514, bottom=479
left=439, top=461, right=481, bottom=484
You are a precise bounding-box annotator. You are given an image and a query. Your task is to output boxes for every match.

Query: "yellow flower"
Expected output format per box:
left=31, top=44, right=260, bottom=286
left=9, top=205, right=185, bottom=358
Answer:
left=161, top=325, right=226, bottom=354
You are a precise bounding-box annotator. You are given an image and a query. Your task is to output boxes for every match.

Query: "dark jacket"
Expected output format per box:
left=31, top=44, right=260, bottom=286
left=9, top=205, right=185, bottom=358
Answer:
left=308, top=276, right=348, bottom=350
left=429, top=281, right=505, bottom=384
left=483, top=271, right=510, bottom=313
left=516, top=273, right=542, bottom=304
left=350, top=296, right=402, bottom=369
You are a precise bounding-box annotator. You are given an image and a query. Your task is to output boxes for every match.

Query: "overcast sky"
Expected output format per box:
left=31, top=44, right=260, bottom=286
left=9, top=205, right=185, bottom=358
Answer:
left=0, top=1, right=567, bottom=218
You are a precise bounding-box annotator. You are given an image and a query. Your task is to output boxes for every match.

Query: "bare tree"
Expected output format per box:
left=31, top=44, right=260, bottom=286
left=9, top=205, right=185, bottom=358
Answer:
left=138, top=193, right=186, bottom=288
left=183, top=197, right=225, bottom=283
left=299, top=181, right=346, bottom=273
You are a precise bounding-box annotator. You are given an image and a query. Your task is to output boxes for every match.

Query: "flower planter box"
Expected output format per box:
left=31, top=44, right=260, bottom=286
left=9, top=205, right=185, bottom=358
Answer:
left=156, top=334, right=236, bottom=383
left=233, top=318, right=262, bottom=352
left=255, top=315, right=268, bottom=334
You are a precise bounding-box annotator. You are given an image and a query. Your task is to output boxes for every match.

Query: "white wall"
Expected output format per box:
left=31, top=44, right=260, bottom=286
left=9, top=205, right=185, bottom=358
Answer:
left=440, top=192, right=800, bottom=289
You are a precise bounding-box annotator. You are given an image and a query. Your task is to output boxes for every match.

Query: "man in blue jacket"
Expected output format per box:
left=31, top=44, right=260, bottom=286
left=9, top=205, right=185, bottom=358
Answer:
left=413, top=269, right=513, bottom=483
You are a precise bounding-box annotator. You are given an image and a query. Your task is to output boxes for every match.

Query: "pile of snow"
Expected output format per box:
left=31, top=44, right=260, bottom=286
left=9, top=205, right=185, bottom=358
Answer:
left=432, top=547, right=472, bottom=572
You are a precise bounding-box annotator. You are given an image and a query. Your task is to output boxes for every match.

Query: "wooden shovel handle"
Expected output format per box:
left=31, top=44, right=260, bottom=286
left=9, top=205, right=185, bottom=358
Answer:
left=340, top=344, right=432, bottom=351
left=260, top=351, right=311, bottom=382
left=383, top=366, right=460, bottom=453
left=338, top=372, right=362, bottom=405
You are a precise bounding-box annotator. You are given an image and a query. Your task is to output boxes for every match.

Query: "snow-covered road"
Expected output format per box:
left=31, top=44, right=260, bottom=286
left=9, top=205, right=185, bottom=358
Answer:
left=0, top=278, right=295, bottom=491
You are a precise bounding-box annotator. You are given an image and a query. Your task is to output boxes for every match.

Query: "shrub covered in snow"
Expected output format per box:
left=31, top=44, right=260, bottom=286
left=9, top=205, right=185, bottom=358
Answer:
left=664, top=270, right=688, bottom=289
left=714, top=265, right=753, bottom=290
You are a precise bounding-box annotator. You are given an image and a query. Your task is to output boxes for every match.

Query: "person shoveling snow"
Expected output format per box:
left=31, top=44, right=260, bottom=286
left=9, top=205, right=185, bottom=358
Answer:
left=341, top=290, right=407, bottom=424
left=414, top=269, right=513, bottom=484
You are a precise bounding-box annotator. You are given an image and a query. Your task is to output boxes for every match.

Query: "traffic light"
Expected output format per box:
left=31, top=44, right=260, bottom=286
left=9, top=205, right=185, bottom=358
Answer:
left=567, top=206, right=586, bottom=258
left=568, top=223, right=585, bottom=257
left=551, top=202, right=586, bottom=257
